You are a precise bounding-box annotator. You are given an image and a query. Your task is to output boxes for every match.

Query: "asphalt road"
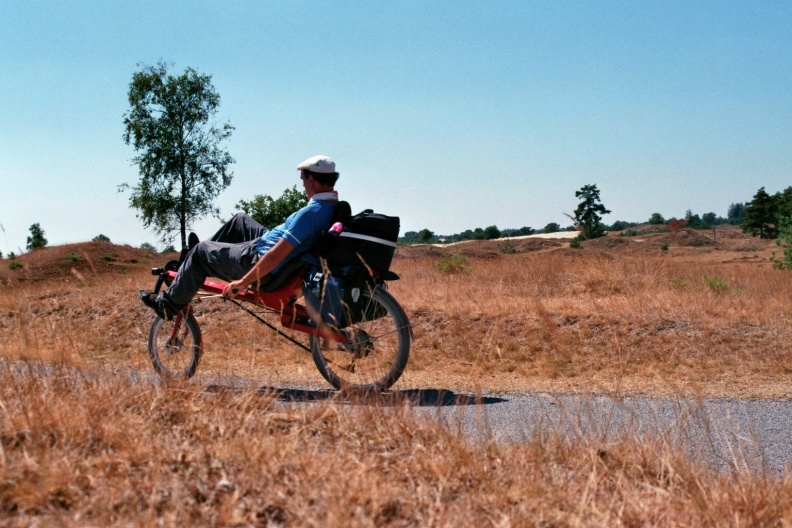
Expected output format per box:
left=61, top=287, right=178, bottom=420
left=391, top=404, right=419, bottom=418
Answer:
left=424, top=391, right=792, bottom=475
left=11, top=360, right=788, bottom=475
left=256, top=385, right=792, bottom=475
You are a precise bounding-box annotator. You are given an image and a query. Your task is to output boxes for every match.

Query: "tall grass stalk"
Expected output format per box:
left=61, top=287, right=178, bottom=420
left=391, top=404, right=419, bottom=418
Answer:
left=0, top=362, right=790, bottom=526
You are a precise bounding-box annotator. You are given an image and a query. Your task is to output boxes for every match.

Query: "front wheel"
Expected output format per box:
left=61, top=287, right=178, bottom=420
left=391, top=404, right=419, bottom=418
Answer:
left=148, top=310, right=203, bottom=379
left=310, top=286, right=410, bottom=392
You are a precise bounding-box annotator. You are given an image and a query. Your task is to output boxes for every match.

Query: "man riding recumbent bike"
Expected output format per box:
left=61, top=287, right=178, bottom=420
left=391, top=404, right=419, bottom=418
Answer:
left=144, top=206, right=413, bottom=393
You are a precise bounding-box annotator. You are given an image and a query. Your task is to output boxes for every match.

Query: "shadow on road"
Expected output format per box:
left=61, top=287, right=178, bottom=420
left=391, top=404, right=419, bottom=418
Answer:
left=205, top=384, right=507, bottom=407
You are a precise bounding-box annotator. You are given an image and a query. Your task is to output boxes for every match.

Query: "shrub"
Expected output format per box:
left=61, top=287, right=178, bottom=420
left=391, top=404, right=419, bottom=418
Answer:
left=9, top=260, right=22, bottom=270
left=668, top=278, right=689, bottom=289
left=668, top=219, right=687, bottom=236
left=8, top=252, right=16, bottom=259
left=66, top=252, right=81, bottom=262
left=435, top=251, right=471, bottom=274
left=770, top=215, right=792, bottom=270
left=569, top=236, right=582, bottom=249
left=92, top=234, right=111, bottom=243
left=497, top=239, right=517, bottom=254
left=661, top=244, right=669, bottom=252
left=704, top=275, right=728, bottom=294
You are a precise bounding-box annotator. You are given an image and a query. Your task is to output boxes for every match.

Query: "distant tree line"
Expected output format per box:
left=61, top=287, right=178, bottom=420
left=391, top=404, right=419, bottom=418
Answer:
left=399, top=184, right=790, bottom=245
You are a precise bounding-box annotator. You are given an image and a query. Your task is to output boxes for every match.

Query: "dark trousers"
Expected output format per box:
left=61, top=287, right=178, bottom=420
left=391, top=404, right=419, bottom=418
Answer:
left=165, top=214, right=268, bottom=307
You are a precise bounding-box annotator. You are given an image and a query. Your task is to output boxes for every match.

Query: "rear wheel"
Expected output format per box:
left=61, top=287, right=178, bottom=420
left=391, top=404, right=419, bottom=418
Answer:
left=148, top=310, right=202, bottom=379
left=310, top=286, right=410, bottom=392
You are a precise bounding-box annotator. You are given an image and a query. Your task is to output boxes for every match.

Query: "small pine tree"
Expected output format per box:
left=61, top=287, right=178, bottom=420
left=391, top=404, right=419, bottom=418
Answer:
left=574, top=184, right=611, bottom=239
left=26, top=223, right=48, bottom=250
left=771, top=216, right=792, bottom=270
left=743, top=187, right=778, bottom=239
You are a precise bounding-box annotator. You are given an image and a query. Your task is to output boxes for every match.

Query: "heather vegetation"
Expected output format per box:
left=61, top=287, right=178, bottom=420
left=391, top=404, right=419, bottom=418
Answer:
left=0, top=227, right=791, bottom=525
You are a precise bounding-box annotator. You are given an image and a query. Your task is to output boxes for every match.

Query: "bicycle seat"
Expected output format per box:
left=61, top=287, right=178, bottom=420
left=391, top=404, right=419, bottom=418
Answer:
left=257, top=258, right=307, bottom=292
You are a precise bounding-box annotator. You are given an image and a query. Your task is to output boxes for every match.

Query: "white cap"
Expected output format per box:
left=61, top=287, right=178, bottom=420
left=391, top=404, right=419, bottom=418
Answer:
left=296, top=155, right=336, bottom=174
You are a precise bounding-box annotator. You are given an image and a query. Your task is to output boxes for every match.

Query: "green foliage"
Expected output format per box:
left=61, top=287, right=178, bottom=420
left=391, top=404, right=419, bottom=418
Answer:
left=683, top=209, right=726, bottom=229
left=483, top=225, right=501, bottom=240
left=775, top=187, right=792, bottom=220
left=161, top=245, right=177, bottom=254
left=497, top=239, right=517, bottom=254
left=472, top=228, right=486, bottom=240
left=92, top=234, right=111, bottom=243
left=543, top=222, right=560, bottom=234
left=704, top=275, right=728, bottom=294
left=508, top=226, right=534, bottom=236
left=121, top=61, right=235, bottom=247
left=727, top=202, right=746, bottom=225
left=569, top=236, right=582, bottom=249
left=140, top=242, right=157, bottom=252
left=574, top=184, right=611, bottom=240
left=66, top=252, right=81, bottom=262
left=8, top=252, right=16, bottom=259
left=608, top=220, right=637, bottom=231
left=702, top=212, right=718, bottom=226
left=770, top=215, right=792, bottom=270
left=661, top=243, right=669, bottom=252
left=26, top=223, right=47, bottom=250
left=685, top=210, right=704, bottom=229
left=648, top=212, right=665, bottom=225
left=237, top=186, right=307, bottom=228
left=9, top=260, right=22, bottom=270
left=668, top=278, right=689, bottom=289
left=0, top=250, right=3, bottom=259
left=742, top=187, right=778, bottom=239
left=418, top=229, right=435, bottom=243
left=435, top=251, right=471, bottom=274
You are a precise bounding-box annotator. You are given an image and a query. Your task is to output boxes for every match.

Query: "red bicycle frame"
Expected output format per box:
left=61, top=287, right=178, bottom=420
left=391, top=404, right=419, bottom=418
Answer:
left=162, top=269, right=349, bottom=346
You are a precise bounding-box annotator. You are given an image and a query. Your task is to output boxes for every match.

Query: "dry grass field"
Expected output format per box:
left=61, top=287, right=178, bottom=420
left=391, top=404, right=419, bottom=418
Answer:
left=1, top=226, right=791, bottom=526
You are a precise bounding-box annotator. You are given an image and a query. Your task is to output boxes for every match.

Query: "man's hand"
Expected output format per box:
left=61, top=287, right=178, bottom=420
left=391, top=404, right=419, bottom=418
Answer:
left=222, top=280, right=246, bottom=299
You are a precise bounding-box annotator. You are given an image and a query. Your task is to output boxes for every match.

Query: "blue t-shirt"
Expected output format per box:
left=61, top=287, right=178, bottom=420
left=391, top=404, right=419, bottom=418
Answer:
left=256, top=196, right=336, bottom=273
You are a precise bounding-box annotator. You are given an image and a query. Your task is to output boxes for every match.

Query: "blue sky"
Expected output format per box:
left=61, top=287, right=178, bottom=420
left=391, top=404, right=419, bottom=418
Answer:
left=1, top=1, right=790, bottom=253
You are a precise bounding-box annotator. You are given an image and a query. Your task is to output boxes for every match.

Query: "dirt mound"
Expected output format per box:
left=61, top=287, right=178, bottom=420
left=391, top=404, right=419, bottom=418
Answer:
left=0, top=242, right=170, bottom=285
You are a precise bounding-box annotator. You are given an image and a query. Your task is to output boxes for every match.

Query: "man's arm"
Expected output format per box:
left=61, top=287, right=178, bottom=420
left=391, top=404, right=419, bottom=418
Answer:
left=222, top=238, right=295, bottom=298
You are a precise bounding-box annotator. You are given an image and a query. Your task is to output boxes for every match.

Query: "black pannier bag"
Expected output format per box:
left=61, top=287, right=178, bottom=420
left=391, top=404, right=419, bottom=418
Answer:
left=322, top=209, right=400, bottom=271
left=304, top=266, right=387, bottom=328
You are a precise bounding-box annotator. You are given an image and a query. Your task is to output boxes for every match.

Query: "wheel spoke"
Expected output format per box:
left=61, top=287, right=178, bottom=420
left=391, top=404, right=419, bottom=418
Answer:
left=310, top=287, right=410, bottom=392
left=148, top=311, right=202, bottom=379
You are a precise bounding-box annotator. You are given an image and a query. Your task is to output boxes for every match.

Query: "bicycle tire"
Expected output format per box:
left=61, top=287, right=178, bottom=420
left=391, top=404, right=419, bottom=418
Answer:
left=147, top=312, right=203, bottom=379
left=310, top=286, right=410, bottom=392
